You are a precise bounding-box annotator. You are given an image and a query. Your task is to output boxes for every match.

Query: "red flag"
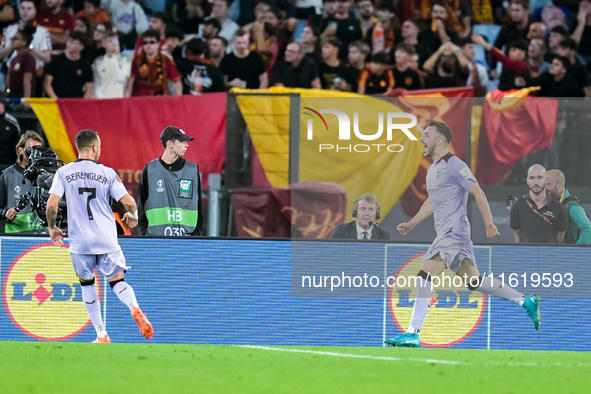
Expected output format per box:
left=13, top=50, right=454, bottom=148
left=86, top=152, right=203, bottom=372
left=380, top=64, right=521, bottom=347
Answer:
left=475, top=96, right=558, bottom=185
left=56, top=94, right=227, bottom=190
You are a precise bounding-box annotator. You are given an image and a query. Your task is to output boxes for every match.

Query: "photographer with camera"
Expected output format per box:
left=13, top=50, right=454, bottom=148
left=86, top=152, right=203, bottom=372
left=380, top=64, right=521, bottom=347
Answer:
left=0, top=130, right=44, bottom=233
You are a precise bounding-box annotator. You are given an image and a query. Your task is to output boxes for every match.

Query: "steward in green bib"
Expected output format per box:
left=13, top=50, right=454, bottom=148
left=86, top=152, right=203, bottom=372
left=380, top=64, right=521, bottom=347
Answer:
left=0, top=131, right=46, bottom=233
left=138, top=126, right=203, bottom=236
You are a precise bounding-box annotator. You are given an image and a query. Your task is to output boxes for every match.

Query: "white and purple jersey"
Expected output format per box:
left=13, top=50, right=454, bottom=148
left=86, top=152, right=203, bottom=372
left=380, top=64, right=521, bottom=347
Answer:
left=426, top=153, right=477, bottom=238
left=49, top=159, right=128, bottom=254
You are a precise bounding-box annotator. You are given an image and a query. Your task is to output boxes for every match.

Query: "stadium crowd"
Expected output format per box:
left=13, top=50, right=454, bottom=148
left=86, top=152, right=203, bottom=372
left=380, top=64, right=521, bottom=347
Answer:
left=0, top=0, right=590, bottom=100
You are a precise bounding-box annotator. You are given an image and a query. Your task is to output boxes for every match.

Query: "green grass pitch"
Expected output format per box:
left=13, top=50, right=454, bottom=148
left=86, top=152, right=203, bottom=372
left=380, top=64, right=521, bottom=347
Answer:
left=1, top=342, right=589, bottom=393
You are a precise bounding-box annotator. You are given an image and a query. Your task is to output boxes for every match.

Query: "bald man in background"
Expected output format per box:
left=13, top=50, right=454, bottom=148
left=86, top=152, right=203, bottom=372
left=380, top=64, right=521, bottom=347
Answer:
left=545, top=169, right=591, bottom=244
left=509, top=164, right=568, bottom=243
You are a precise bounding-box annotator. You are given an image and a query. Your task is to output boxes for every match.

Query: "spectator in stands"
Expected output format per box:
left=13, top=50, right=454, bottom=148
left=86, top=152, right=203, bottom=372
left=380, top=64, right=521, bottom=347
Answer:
left=92, top=31, right=130, bottom=98
left=106, top=0, right=149, bottom=50
left=219, top=29, right=268, bottom=89
left=441, top=0, right=472, bottom=39
left=74, top=16, right=93, bottom=61
left=472, top=34, right=528, bottom=91
left=272, top=41, right=321, bottom=88
left=0, top=0, right=15, bottom=33
left=409, top=52, right=427, bottom=86
left=424, top=42, right=468, bottom=89
left=357, top=53, right=394, bottom=95
left=35, top=0, right=75, bottom=51
left=423, top=41, right=468, bottom=86
left=134, top=11, right=169, bottom=57
left=165, top=27, right=185, bottom=57
left=301, top=26, right=322, bottom=65
left=526, top=38, right=550, bottom=79
left=493, top=0, right=531, bottom=53
left=44, top=32, right=93, bottom=98
left=235, top=0, right=296, bottom=26
left=125, top=29, right=182, bottom=96
left=74, top=16, right=93, bottom=38
left=6, top=27, right=36, bottom=101
left=199, top=18, right=222, bottom=41
left=531, top=56, right=581, bottom=97
left=318, top=36, right=349, bottom=89
left=365, top=1, right=396, bottom=56
left=250, top=13, right=280, bottom=79
left=243, top=1, right=271, bottom=33
left=419, top=1, right=460, bottom=56
left=208, top=36, right=227, bottom=67
left=180, top=0, right=208, bottom=35
left=392, top=42, right=422, bottom=91
left=262, top=7, right=297, bottom=57
left=527, top=21, right=547, bottom=40
left=205, top=0, right=239, bottom=42
left=75, top=0, right=109, bottom=24
left=545, top=25, right=567, bottom=63
left=177, top=38, right=225, bottom=95
left=87, top=20, right=113, bottom=63
left=309, top=0, right=338, bottom=28
left=556, top=37, right=591, bottom=97
left=400, top=19, right=430, bottom=69
left=344, top=40, right=369, bottom=93
left=320, top=0, right=362, bottom=59
left=356, top=0, right=377, bottom=39
left=540, top=0, right=568, bottom=31
left=0, top=0, right=52, bottom=80
left=460, top=37, right=488, bottom=96
left=570, top=0, right=591, bottom=71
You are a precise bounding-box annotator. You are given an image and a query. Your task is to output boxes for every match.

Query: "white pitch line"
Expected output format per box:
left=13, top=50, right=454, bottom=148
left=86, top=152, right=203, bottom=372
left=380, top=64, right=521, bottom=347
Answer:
left=236, top=345, right=466, bottom=365
left=236, top=345, right=591, bottom=368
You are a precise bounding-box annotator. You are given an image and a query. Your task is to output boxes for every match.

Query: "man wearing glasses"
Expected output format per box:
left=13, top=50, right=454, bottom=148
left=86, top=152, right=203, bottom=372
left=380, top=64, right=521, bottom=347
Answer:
left=125, top=29, right=182, bottom=96
left=272, top=42, right=321, bottom=89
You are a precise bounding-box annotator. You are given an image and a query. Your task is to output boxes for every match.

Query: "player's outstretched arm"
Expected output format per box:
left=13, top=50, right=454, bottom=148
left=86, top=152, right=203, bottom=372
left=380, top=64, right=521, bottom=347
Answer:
left=469, top=183, right=499, bottom=238
left=397, top=198, right=433, bottom=235
left=120, top=194, right=139, bottom=229
left=46, top=193, right=65, bottom=246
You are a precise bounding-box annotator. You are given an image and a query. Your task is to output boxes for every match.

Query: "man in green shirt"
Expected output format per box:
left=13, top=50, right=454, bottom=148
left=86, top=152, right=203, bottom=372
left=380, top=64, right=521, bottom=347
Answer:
left=546, top=169, right=591, bottom=244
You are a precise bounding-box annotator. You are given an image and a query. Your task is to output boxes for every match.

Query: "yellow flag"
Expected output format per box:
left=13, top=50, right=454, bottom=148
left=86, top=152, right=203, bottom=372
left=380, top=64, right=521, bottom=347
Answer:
left=235, top=88, right=424, bottom=221
left=27, top=98, right=76, bottom=163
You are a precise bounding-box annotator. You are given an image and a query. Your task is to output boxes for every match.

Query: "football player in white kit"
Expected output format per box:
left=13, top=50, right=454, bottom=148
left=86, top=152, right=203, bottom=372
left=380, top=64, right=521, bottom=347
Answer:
left=47, top=129, right=153, bottom=343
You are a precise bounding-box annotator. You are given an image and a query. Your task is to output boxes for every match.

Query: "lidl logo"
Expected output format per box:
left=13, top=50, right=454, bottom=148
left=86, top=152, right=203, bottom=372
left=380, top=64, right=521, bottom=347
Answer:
left=3, top=244, right=101, bottom=340
left=389, top=252, right=485, bottom=347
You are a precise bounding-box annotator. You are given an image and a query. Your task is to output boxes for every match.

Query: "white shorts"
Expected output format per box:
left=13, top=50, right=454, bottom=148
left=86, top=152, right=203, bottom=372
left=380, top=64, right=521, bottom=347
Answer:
left=70, top=250, right=130, bottom=280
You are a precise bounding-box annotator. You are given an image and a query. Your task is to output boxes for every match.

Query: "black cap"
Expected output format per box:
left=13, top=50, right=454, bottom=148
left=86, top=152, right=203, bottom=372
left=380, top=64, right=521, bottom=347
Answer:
left=160, top=126, right=194, bottom=144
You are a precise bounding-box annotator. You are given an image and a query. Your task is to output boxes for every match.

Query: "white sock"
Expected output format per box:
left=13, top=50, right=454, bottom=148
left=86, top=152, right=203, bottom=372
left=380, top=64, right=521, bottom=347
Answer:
left=476, top=275, right=525, bottom=305
left=81, top=284, right=107, bottom=337
left=112, top=281, right=139, bottom=311
left=407, top=276, right=432, bottom=334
